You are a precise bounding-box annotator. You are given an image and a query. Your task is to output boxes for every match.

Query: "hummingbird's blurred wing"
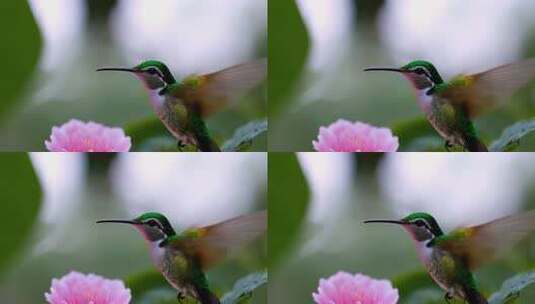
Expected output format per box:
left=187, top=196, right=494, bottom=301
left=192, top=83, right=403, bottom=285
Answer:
left=173, top=210, right=267, bottom=269
left=436, top=210, right=535, bottom=269
left=441, top=58, right=535, bottom=118
left=176, top=58, right=267, bottom=117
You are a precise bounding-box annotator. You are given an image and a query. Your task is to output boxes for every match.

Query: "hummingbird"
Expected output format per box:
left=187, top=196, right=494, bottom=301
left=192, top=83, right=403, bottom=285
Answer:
left=97, top=58, right=267, bottom=152
left=365, top=59, right=535, bottom=152
left=97, top=210, right=267, bottom=304
left=364, top=211, right=535, bottom=304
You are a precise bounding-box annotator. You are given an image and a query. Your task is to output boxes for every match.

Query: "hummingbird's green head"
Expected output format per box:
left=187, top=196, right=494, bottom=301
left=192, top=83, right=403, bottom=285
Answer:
left=364, top=212, right=444, bottom=242
left=97, top=60, right=176, bottom=90
left=134, top=212, right=177, bottom=241
left=97, top=212, right=176, bottom=242
left=364, top=60, right=444, bottom=91
left=401, top=212, right=444, bottom=241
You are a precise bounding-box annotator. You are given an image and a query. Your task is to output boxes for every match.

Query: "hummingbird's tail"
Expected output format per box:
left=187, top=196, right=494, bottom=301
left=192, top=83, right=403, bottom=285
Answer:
left=465, top=136, right=488, bottom=152
left=195, top=287, right=220, bottom=304
left=464, top=287, right=488, bottom=304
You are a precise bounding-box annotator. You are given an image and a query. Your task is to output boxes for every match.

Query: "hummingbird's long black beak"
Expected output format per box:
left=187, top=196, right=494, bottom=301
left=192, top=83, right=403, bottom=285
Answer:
left=363, top=67, right=406, bottom=73
left=96, top=219, right=139, bottom=225
left=96, top=67, right=138, bottom=73
left=363, top=219, right=405, bottom=225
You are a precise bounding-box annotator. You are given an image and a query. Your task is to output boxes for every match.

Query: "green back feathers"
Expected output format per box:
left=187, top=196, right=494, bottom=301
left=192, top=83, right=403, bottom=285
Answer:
left=182, top=75, right=204, bottom=89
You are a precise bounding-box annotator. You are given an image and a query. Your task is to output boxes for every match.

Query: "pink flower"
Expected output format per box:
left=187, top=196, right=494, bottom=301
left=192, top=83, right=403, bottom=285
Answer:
left=313, top=119, right=399, bottom=152
left=45, top=119, right=131, bottom=152
left=313, top=271, right=399, bottom=304
left=45, top=271, right=131, bottom=304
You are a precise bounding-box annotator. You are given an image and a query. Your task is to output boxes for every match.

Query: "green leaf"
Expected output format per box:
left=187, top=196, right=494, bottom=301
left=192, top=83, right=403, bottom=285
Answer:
left=489, top=120, right=535, bottom=152
left=488, top=271, right=535, bottom=304
left=0, top=154, right=41, bottom=275
left=221, top=271, right=268, bottom=304
left=268, top=0, right=310, bottom=116
left=268, top=153, right=309, bottom=268
left=222, top=119, right=268, bottom=152
left=0, top=2, right=42, bottom=118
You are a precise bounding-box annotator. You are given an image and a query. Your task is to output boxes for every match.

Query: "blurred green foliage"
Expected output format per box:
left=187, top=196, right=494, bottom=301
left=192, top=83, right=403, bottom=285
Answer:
left=392, top=270, right=436, bottom=302
left=268, top=0, right=309, bottom=116
left=0, top=1, right=42, bottom=118
left=87, top=0, right=118, bottom=29
left=0, top=154, right=41, bottom=275
left=126, top=269, right=170, bottom=301
left=125, top=117, right=172, bottom=151
left=391, top=117, right=445, bottom=152
left=268, top=153, right=309, bottom=269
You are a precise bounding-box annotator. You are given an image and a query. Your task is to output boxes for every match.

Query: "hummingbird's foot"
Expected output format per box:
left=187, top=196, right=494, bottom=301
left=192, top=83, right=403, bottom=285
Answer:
left=444, top=291, right=453, bottom=303
left=177, top=140, right=186, bottom=150
left=444, top=140, right=454, bottom=152
left=176, top=292, right=185, bottom=303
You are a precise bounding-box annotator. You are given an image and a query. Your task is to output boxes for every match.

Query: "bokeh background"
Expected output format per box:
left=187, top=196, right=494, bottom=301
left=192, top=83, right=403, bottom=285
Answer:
left=269, top=0, right=535, bottom=151
left=269, top=153, right=535, bottom=303
left=0, top=153, right=267, bottom=303
left=1, top=1, right=267, bottom=151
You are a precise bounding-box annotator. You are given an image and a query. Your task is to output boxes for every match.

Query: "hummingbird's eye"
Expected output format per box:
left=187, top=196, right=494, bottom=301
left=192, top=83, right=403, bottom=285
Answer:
left=414, top=220, right=426, bottom=227
left=414, top=68, right=426, bottom=75
left=146, top=219, right=160, bottom=228
left=146, top=68, right=160, bottom=76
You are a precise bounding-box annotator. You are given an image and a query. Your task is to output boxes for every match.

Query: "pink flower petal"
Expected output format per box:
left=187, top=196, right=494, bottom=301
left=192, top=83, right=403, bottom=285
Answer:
left=313, top=119, right=399, bottom=152
left=45, top=271, right=131, bottom=304
left=313, top=271, right=399, bottom=304
left=45, top=119, right=132, bottom=152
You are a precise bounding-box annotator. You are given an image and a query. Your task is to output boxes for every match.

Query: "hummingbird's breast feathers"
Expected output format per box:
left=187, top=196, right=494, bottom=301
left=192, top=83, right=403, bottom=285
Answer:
left=409, top=240, right=476, bottom=302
